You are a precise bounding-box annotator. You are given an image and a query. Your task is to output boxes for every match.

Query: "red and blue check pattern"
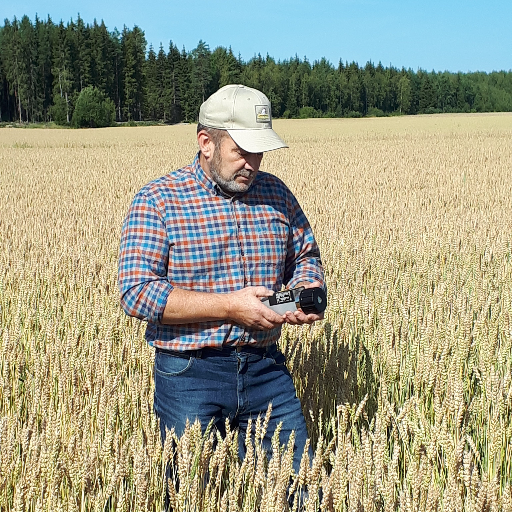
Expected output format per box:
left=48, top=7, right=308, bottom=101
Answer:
left=118, top=153, right=325, bottom=351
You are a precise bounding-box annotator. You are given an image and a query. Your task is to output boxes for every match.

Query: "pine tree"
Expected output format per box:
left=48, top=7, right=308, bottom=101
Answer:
left=177, top=46, right=194, bottom=122
left=346, top=63, right=362, bottom=114
left=110, top=28, right=123, bottom=121
left=286, top=70, right=300, bottom=118
left=190, top=40, right=212, bottom=119
left=419, top=72, right=435, bottom=113
left=335, top=60, right=348, bottom=116
left=166, top=41, right=182, bottom=123
left=155, top=44, right=167, bottom=120
left=74, top=15, right=92, bottom=91
left=2, top=18, right=27, bottom=122
left=210, top=46, right=241, bottom=90
left=122, top=26, right=146, bottom=121
left=51, top=21, right=73, bottom=124
left=143, top=44, right=159, bottom=120
left=398, top=73, right=411, bottom=114
left=36, top=16, right=53, bottom=121
left=90, top=20, right=113, bottom=97
left=18, top=15, right=41, bottom=122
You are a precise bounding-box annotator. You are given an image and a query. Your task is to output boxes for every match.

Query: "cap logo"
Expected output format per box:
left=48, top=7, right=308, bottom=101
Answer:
left=255, top=105, right=271, bottom=123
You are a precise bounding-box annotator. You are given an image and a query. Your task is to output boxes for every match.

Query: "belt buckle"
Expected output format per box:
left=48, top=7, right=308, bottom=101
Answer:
left=236, top=346, right=243, bottom=352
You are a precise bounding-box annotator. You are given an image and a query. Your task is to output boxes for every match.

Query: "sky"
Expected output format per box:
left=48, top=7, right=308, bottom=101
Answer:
left=3, top=0, right=511, bottom=73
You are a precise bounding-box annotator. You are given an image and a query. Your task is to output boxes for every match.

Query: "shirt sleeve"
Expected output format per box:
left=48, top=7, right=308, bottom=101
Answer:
left=118, top=192, right=173, bottom=322
left=283, top=192, right=326, bottom=291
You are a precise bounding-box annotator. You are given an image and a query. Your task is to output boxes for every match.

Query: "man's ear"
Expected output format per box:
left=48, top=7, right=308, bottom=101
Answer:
left=197, top=130, right=214, bottom=158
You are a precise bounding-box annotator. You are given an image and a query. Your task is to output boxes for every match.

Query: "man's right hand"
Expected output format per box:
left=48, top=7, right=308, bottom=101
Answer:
left=226, top=286, right=285, bottom=331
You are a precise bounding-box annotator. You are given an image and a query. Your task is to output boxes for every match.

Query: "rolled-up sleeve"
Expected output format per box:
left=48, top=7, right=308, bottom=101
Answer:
left=283, top=193, right=326, bottom=291
left=118, top=192, right=173, bottom=322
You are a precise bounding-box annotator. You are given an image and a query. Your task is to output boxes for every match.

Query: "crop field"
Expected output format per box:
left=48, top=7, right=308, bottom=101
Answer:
left=1, top=114, right=512, bottom=511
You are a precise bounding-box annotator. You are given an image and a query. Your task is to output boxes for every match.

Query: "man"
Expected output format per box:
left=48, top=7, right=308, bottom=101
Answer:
left=118, top=84, right=325, bottom=477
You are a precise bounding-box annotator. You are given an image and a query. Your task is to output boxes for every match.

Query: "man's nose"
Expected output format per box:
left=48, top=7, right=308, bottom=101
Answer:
left=244, top=153, right=263, bottom=170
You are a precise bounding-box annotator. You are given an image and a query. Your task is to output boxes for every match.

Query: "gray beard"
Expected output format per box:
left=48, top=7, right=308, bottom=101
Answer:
left=209, top=163, right=255, bottom=195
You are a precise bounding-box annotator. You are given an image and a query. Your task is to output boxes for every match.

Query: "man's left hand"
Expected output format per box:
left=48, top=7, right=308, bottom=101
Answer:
left=283, top=281, right=325, bottom=326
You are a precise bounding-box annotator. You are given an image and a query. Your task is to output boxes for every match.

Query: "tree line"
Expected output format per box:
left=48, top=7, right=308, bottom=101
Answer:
left=1, top=14, right=512, bottom=125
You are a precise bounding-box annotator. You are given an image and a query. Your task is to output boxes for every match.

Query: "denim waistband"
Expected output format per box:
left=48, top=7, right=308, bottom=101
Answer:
left=155, top=343, right=276, bottom=359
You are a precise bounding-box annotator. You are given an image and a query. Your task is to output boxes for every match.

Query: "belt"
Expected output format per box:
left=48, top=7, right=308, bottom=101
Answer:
left=155, top=344, right=274, bottom=360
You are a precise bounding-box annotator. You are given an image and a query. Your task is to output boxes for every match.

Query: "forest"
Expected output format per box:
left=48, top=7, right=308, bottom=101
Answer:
left=2, top=14, right=512, bottom=124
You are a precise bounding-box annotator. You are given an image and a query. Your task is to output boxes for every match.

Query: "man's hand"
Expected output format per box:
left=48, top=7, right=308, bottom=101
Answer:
left=283, top=281, right=325, bottom=326
left=161, top=284, right=323, bottom=329
left=226, top=286, right=286, bottom=331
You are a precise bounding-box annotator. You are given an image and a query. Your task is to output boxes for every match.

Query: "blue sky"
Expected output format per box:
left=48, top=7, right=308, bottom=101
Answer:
left=3, top=0, right=511, bottom=73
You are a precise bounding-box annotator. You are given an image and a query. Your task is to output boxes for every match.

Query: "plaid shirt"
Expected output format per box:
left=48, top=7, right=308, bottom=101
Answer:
left=118, top=153, right=324, bottom=351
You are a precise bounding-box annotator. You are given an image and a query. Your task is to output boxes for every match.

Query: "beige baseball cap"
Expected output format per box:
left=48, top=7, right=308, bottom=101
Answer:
left=199, top=84, right=288, bottom=153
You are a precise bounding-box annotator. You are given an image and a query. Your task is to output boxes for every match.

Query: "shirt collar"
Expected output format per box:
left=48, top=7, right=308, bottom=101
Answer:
left=191, top=152, right=217, bottom=195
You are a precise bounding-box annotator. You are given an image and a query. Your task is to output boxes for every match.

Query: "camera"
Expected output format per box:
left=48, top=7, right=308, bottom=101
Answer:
left=261, top=286, right=327, bottom=315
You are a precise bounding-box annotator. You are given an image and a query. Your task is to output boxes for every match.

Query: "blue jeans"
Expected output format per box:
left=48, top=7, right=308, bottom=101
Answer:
left=153, top=343, right=310, bottom=475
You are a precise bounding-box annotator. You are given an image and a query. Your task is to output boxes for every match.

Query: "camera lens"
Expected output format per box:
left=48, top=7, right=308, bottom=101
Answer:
left=298, top=288, right=327, bottom=314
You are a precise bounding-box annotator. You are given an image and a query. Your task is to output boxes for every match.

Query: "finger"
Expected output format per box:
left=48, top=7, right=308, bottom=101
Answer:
left=298, top=281, right=322, bottom=289
left=251, top=310, right=282, bottom=329
left=257, top=317, right=282, bottom=330
left=284, top=311, right=297, bottom=321
left=253, top=286, right=274, bottom=298
left=256, top=320, right=272, bottom=331
left=293, top=311, right=309, bottom=324
left=260, top=306, right=285, bottom=324
left=305, top=312, right=324, bottom=322
left=266, top=315, right=285, bottom=326
left=293, top=311, right=317, bottom=325
left=284, top=313, right=300, bottom=325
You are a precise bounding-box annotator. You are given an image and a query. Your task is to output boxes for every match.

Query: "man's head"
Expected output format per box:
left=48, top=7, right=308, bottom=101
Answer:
left=197, top=85, right=287, bottom=194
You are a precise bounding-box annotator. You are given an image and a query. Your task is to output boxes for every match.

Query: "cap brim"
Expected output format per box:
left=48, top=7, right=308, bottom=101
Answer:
left=227, top=128, right=288, bottom=153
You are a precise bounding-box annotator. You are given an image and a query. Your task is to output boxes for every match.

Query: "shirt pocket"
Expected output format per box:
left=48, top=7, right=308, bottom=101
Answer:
left=258, top=231, right=287, bottom=268
left=246, top=220, right=289, bottom=286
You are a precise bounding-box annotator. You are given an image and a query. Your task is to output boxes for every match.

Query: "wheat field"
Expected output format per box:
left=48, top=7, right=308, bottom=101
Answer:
left=1, top=114, right=512, bottom=511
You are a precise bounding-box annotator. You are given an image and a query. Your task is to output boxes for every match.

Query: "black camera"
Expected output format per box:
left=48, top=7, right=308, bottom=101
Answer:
left=261, top=286, right=327, bottom=315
